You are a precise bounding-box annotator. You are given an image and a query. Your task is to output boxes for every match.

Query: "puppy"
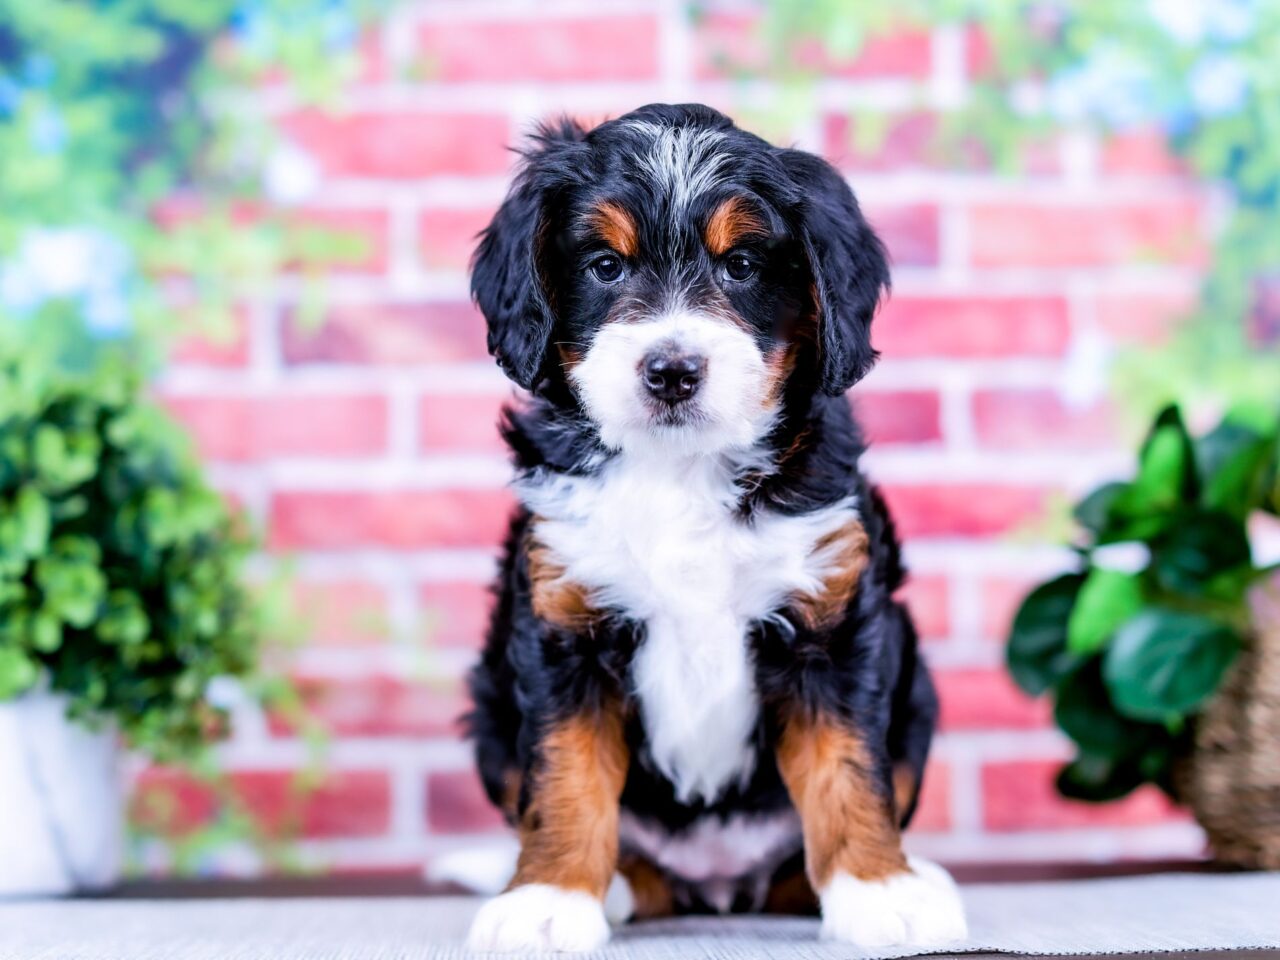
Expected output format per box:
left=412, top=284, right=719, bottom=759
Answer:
left=464, top=104, right=967, bottom=952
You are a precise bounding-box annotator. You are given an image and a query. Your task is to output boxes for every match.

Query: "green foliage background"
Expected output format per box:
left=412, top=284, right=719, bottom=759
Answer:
left=723, top=0, right=1280, bottom=417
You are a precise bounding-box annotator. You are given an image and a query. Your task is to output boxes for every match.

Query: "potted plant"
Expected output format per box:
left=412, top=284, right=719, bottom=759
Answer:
left=1007, top=403, right=1280, bottom=865
left=0, top=345, right=258, bottom=895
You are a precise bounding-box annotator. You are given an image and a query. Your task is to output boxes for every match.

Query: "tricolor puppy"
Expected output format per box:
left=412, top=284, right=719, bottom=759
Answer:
left=464, top=104, right=967, bottom=952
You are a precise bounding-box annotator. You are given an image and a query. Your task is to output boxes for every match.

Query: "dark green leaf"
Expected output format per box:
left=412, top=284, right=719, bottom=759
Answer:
left=1150, top=509, right=1251, bottom=595
left=1103, top=609, right=1241, bottom=721
left=1056, top=753, right=1145, bottom=802
left=1074, top=482, right=1128, bottom=537
left=1006, top=573, right=1085, bottom=695
left=1053, top=662, right=1141, bottom=758
left=1197, top=421, right=1277, bottom=521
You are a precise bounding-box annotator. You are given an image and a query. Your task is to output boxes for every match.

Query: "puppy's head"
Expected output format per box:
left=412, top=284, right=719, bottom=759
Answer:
left=473, top=104, right=889, bottom=455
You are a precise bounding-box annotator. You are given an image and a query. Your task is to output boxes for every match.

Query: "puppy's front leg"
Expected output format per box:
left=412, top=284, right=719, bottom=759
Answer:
left=776, top=710, right=967, bottom=947
left=467, top=705, right=628, bottom=953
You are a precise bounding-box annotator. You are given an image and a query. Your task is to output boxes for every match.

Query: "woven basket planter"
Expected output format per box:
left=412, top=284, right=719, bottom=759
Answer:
left=1178, top=582, right=1280, bottom=868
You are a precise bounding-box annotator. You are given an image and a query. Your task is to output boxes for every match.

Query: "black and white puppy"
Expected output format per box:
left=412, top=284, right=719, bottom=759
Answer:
left=464, top=103, right=967, bottom=952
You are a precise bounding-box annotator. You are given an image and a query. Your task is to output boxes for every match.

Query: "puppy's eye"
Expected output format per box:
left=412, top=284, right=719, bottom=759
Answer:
left=590, top=255, right=624, bottom=284
left=724, top=253, right=756, bottom=282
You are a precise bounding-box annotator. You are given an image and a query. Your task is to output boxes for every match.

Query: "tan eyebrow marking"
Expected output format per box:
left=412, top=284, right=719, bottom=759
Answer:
left=584, top=200, right=638, bottom=258
left=704, top=195, right=768, bottom=256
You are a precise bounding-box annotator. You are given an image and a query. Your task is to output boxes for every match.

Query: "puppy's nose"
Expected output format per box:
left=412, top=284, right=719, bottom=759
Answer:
left=642, top=350, right=704, bottom=403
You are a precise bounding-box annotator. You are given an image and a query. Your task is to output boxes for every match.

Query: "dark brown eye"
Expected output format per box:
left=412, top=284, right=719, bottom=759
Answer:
left=590, top=255, right=624, bottom=283
left=724, top=253, right=756, bottom=282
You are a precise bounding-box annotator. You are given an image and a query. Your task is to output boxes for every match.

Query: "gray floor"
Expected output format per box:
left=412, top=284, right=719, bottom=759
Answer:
left=2, top=873, right=1280, bottom=959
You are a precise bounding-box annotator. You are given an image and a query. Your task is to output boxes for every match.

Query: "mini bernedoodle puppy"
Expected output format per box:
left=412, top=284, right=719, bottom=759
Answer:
left=464, top=103, right=968, bottom=952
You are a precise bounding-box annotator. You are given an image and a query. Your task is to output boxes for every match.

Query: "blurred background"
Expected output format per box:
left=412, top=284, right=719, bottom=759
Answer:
left=2, top=0, right=1278, bottom=889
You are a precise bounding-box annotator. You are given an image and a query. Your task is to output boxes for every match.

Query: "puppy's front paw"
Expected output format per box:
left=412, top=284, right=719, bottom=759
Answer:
left=818, top=856, right=968, bottom=948
left=467, top=883, right=610, bottom=953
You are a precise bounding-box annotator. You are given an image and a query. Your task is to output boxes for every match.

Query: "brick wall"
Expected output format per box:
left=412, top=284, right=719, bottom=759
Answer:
left=144, top=0, right=1211, bottom=874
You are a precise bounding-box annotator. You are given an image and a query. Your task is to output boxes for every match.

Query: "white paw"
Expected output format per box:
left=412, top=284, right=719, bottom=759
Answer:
left=603, top=872, right=635, bottom=924
left=467, top=884, right=610, bottom=953
left=818, top=856, right=968, bottom=948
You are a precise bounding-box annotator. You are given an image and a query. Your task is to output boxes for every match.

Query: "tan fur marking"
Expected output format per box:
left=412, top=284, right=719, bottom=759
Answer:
left=704, top=196, right=768, bottom=256
left=892, top=763, right=919, bottom=825
left=790, top=518, right=870, bottom=631
left=617, top=855, right=675, bottom=920
left=500, top=768, right=523, bottom=824
left=764, top=868, right=820, bottom=916
left=775, top=712, right=908, bottom=890
left=586, top=201, right=638, bottom=258
left=526, top=527, right=602, bottom=631
left=511, top=709, right=629, bottom=897
left=762, top=342, right=798, bottom=408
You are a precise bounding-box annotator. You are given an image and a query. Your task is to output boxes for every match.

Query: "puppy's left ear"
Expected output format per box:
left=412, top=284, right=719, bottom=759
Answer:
left=780, top=149, right=890, bottom=395
left=472, top=120, right=586, bottom=390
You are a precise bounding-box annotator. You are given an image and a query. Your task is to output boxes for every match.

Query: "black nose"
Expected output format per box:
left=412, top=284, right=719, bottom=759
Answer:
left=642, top=350, right=704, bottom=403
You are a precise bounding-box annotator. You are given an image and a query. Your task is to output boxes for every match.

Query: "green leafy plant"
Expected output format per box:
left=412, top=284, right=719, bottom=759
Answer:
left=0, top=339, right=258, bottom=762
left=1007, top=403, right=1279, bottom=802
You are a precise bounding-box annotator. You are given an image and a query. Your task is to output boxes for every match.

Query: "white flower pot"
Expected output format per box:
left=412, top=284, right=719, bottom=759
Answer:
left=0, top=690, right=123, bottom=897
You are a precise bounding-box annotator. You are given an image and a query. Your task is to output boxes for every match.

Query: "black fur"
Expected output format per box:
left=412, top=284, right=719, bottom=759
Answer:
left=465, top=104, right=936, bottom=914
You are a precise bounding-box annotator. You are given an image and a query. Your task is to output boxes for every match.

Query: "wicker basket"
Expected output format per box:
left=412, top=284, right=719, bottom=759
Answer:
left=1178, top=582, right=1280, bottom=868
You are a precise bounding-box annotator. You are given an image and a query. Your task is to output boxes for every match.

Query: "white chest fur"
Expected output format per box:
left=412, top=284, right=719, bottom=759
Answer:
left=520, top=453, right=859, bottom=804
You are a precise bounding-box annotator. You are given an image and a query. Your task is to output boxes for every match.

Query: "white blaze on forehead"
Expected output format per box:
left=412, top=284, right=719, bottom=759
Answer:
left=627, top=121, right=732, bottom=218
left=569, top=311, right=774, bottom=455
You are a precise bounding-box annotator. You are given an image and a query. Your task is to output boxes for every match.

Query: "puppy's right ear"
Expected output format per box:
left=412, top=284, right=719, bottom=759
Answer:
left=472, top=119, right=587, bottom=390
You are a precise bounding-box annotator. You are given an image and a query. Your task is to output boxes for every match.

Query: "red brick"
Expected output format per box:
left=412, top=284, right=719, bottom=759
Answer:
left=865, top=204, right=940, bottom=268
left=694, top=13, right=930, bottom=80
left=898, top=574, right=949, bottom=642
left=280, top=111, right=510, bottom=178
left=875, top=296, right=1071, bottom=358
left=982, top=759, right=1188, bottom=831
left=427, top=769, right=505, bottom=833
left=420, top=208, right=493, bottom=272
left=972, top=389, right=1117, bottom=451
left=982, top=577, right=1038, bottom=645
left=1095, top=292, right=1196, bottom=345
left=277, top=675, right=466, bottom=737
left=964, top=26, right=995, bottom=78
left=269, top=489, right=514, bottom=550
left=283, top=302, right=488, bottom=366
left=826, top=111, right=1059, bottom=176
left=882, top=484, right=1051, bottom=538
left=291, top=580, right=390, bottom=646
left=420, top=394, right=508, bottom=453
left=131, top=768, right=390, bottom=839
left=853, top=390, right=942, bottom=446
left=969, top=200, right=1207, bottom=268
left=171, top=312, right=251, bottom=368
left=416, top=16, right=658, bottom=83
left=936, top=668, right=1051, bottom=731
left=162, top=392, right=388, bottom=463
left=825, top=113, right=939, bottom=171
left=1101, top=129, right=1186, bottom=177
left=422, top=581, right=492, bottom=649
left=911, top=761, right=952, bottom=833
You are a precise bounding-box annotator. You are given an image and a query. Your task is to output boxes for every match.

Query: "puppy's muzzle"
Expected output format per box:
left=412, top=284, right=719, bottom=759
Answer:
left=642, top=347, right=705, bottom=404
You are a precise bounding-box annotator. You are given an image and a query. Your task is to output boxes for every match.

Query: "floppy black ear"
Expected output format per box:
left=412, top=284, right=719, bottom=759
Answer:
left=779, top=149, right=890, bottom=395
left=472, top=120, right=586, bottom=390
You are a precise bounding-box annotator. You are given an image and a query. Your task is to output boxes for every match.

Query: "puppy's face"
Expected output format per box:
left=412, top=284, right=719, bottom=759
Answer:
left=558, top=138, right=809, bottom=454
left=473, top=105, right=889, bottom=455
